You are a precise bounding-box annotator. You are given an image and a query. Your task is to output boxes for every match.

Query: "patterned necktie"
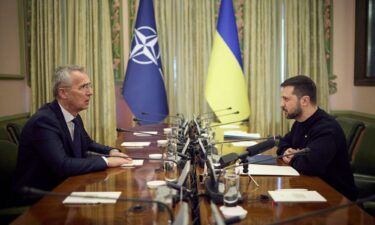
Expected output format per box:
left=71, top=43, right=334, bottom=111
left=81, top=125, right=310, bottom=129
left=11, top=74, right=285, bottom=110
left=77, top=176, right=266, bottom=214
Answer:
left=72, top=118, right=82, bottom=158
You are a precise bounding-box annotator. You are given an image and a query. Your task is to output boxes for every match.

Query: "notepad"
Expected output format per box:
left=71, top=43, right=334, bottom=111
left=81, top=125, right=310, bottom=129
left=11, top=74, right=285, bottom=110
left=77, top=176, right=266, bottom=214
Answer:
left=63, top=192, right=121, bottom=204
left=268, top=189, right=327, bottom=202
left=121, top=142, right=151, bottom=147
left=133, top=131, right=157, bottom=136
left=236, top=164, right=300, bottom=176
left=121, top=160, right=144, bottom=167
left=224, top=131, right=261, bottom=139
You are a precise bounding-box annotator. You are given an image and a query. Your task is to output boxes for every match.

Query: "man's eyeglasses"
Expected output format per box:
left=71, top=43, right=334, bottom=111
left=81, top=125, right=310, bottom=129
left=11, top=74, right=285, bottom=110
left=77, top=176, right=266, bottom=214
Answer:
left=60, top=83, right=92, bottom=92
left=78, top=83, right=92, bottom=91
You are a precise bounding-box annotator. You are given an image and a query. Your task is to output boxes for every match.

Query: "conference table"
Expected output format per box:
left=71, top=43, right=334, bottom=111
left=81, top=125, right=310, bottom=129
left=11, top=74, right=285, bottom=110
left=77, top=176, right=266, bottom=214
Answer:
left=11, top=125, right=374, bottom=225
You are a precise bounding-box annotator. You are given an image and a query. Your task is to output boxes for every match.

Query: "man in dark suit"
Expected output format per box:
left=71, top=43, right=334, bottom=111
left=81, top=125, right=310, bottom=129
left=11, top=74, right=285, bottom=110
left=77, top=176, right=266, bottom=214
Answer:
left=14, top=65, right=132, bottom=196
left=277, top=75, right=357, bottom=201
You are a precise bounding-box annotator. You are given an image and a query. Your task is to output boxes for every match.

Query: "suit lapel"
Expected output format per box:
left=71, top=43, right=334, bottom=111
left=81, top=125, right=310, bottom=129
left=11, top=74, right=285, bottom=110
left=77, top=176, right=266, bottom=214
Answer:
left=49, top=100, right=77, bottom=156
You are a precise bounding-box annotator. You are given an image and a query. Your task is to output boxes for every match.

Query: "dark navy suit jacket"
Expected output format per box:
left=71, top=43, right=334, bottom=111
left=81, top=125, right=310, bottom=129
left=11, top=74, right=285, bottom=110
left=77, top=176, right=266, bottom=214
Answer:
left=14, top=100, right=111, bottom=192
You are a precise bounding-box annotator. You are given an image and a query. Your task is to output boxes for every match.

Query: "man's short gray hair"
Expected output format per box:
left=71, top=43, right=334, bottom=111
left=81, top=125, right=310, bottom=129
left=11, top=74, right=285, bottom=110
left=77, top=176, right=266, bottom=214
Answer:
left=52, top=65, right=85, bottom=98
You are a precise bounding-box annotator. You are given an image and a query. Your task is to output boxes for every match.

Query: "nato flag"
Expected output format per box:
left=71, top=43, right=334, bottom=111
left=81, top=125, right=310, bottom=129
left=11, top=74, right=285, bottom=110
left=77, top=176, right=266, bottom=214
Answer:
left=122, top=0, right=169, bottom=124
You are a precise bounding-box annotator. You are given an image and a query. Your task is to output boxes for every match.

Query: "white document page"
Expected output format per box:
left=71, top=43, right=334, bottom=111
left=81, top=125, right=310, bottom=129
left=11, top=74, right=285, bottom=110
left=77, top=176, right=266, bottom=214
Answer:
left=232, top=141, right=258, bottom=147
left=236, top=164, right=300, bottom=176
left=268, top=190, right=327, bottom=202
left=224, top=131, right=261, bottom=139
left=63, top=192, right=121, bottom=204
left=133, top=131, right=157, bottom=136
left=121, top=160, right=144, bottom=167
left=120, top=142, right=151, bottom=147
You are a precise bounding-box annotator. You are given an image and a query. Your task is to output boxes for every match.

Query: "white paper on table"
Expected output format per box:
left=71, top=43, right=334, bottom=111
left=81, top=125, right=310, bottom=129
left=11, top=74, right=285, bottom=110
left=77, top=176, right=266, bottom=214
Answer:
left=268, top=190, right=327, bottom=202
left=224, top=131, right=261, bottom=139
left=133, top=131, right=157, bottom=136
left=63, top=192, right=121, bottom=204
left=231, top=141, right=258, bottom=147
left=121, top=160, right=144, bottom=167
left=120, top=142, right=150, bottom=147
left=236, top=164, right=300, bottom=176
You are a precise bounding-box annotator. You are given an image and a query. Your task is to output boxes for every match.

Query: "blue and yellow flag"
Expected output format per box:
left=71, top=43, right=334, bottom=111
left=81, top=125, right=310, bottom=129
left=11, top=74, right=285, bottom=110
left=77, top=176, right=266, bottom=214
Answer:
left=122, top=0, right=169, bottom=124
left=205, top=0, right=250, bottom=123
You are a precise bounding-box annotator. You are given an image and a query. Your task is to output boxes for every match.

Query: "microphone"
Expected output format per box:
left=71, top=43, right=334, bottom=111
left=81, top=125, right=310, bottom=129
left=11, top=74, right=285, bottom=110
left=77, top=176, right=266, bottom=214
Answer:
left=200, top=106, right=232, bottom=116
left=220, top=148, right=311, bottom=175
left=247, top=139, right=277, bottom=157
left=133, top=118, right=175, bottom=125
left=212, top=135, right=281, bottom=145
left=141, top=111, right=181, bottom=119
left=268, top=194, right=375, bottom=225
left=172, top=202, right=189, bottom=225
left=166, top=182, right=192, bottom=194
left=22, top=186, right=174, bottom=223
left=207, top=118, right=249, bottom=128
left=116, top=128, right=167, bottom=138
left=200, top=111, right=240, bottom=120
left=219, top=136, right=281, bottom=167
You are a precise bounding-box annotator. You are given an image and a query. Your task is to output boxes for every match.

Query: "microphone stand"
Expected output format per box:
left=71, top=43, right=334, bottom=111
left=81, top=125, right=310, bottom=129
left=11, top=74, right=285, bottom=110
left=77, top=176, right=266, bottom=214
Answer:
left=206, top=118, right=249, bottom=128
left=217, top=148, right=311, bottom=186
left=199, top=107, right=232, bottom=117
left=210, top=135, right=280, bottom=146
left=206, top=148, right=310, bottom=204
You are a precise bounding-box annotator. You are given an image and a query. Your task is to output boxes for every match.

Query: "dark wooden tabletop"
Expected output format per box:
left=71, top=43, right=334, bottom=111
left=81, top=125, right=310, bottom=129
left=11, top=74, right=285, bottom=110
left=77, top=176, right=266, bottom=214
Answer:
left=11, top=125, right=374, bottom=224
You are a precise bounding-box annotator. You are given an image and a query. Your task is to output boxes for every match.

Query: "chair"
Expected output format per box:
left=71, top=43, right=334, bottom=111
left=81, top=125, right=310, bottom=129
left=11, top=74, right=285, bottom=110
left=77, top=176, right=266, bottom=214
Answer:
left=351, top=123, right=375, bottom=216
left=6, top=119, right=27, bottom=145
left=0, top=140, right=28, bottom=223
left=335, top=117, right=365, bottom=160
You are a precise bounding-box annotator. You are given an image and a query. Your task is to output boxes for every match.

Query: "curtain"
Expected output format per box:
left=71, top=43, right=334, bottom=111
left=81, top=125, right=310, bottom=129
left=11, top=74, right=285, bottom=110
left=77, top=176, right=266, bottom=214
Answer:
left=243, top=0, right=286, bottom=136
left=153, top=0, right=217, bottom=120
left=284, top=0, right=330, bottom=111
left=29, top=0, right=116, bottom=146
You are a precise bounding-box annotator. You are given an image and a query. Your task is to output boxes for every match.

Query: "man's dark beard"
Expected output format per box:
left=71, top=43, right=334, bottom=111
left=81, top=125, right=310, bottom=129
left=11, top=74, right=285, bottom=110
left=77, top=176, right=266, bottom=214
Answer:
left=286, top=106, right=302, bottom=119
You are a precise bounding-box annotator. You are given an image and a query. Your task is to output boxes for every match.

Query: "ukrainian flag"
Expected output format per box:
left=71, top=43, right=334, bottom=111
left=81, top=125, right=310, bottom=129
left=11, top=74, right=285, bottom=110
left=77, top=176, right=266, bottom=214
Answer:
left=205, top=0, right=250, bottom=123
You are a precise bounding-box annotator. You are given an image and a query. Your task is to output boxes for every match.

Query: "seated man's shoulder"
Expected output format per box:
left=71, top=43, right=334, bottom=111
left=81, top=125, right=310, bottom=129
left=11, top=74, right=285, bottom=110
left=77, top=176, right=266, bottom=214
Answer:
left=25, top=103, right=60, bottom=130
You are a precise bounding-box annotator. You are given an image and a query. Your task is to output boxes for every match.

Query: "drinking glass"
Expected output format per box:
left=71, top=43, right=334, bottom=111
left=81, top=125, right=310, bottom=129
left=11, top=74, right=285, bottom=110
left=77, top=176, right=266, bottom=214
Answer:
left=223, top=170, right=240, bottom=207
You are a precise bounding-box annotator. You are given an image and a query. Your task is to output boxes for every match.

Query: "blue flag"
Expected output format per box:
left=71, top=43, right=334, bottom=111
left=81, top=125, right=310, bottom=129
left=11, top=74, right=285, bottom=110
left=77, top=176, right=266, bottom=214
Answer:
left=123, top=0, right=169, bottom=124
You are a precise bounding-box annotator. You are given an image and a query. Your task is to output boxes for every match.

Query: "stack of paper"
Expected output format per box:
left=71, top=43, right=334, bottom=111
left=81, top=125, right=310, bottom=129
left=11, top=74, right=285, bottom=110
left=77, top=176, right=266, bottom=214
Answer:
left=121, top=160, right=144, bottom=167
left=121, top=142, right=150, bottom=147
left=268, top=189, right=327, bottom=202
left=224, top=131, right=261, bottom=139
left=133, top=131, right=157, bottom=136
left=63, top=192, right=121, bottom=204
left=231, top=141, right=258, bottom=147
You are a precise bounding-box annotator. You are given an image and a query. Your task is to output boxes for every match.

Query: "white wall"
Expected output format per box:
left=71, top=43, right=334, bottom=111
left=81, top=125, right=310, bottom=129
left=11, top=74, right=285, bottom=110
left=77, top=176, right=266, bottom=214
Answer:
left=330, top=0, right=375, bottom=114
left=0, top=0, right=30, bottom=117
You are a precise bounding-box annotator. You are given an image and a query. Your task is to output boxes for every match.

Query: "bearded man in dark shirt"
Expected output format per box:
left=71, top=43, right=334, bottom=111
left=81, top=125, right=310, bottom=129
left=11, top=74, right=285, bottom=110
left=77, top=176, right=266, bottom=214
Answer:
left=277, top=75, right=357, bottom=201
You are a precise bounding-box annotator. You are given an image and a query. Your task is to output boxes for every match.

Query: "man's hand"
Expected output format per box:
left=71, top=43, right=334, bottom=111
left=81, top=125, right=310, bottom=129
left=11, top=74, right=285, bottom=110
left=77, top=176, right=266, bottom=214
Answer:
left=106, top=149, right=132, bottom=167
left=282, top=148, right=298, bottom=164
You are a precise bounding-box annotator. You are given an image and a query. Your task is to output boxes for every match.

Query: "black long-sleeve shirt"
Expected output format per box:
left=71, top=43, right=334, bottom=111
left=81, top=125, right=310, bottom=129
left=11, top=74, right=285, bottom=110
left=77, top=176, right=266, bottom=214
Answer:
left=277, top=108, right=358, bottom=201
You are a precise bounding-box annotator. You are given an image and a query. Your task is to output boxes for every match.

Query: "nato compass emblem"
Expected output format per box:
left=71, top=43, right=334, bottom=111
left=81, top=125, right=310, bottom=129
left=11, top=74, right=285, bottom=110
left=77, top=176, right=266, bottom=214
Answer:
left=129, top=26, right=161, bottom=66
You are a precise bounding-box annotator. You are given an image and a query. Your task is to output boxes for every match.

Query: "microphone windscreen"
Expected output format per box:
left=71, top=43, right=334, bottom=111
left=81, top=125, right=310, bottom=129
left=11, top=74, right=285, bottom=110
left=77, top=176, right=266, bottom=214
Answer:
left=246, top=139, right=276, bottom=157
left=219, top=152, right=239, bottom=167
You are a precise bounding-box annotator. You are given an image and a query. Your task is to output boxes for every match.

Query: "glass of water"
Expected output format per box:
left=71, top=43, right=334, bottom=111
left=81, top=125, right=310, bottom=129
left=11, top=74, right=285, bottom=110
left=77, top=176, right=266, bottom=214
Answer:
left=164, top=139, right=178, bottom=182
left=223, top=170, right=240, bottom=207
